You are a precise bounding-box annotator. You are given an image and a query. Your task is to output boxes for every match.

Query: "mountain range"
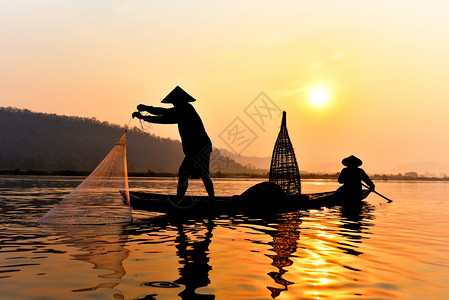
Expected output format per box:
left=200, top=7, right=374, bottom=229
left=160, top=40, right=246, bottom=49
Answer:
left=0, top=107, right=263, bottom=174
left=1, top=107, right=446, bottom=177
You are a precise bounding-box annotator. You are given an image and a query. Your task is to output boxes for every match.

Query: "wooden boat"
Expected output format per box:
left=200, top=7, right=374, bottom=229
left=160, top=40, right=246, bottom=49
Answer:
left=121, top=182, right=371, bottom=215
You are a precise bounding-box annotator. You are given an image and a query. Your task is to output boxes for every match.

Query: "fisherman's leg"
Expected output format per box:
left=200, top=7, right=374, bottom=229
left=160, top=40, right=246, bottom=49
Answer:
left=177, top=173, right=189, bottom=198
left=177, top=156, right=192, bottom=198
left=201, top=176, right=215, bottom=200
left=197, top=149, right=214, bottom=200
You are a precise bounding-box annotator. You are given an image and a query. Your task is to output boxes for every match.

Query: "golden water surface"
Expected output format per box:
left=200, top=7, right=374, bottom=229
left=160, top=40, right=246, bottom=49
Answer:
left=0, top=176, right=448, bottom=299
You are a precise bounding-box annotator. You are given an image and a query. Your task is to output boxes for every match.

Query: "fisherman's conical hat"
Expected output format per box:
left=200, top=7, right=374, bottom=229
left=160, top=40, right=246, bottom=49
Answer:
left=161, top=86, right=196, bottom=103
left=342, top=155, right=363, bottom=167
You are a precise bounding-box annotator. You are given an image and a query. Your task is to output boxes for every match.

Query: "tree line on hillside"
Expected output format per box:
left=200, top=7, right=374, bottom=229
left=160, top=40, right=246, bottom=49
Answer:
left=0, top=107, right=264, bottom=174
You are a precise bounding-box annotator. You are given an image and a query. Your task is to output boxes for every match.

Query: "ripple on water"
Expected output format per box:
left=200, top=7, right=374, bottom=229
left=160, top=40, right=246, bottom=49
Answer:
left=1, top=177, right=449, bottom=299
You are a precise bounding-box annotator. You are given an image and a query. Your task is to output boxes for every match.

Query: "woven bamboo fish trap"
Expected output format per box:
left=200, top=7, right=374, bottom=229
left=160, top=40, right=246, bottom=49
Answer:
left=269, top=111, right=301, bottom=196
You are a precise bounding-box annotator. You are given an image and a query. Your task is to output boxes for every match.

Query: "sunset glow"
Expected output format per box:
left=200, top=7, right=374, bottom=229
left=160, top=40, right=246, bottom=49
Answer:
left=309, top=87, right=330, bottom=106
left=1, top=1, right=449, bottom=173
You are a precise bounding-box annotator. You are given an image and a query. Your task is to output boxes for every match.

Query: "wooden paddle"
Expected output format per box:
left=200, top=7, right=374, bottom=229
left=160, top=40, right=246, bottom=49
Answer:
left=362, top=183, right=393, bottom=203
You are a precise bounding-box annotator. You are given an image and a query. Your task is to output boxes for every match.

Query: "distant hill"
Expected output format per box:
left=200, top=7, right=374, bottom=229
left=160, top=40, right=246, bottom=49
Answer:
left=304, top=160, right=449, bottom=178
left=218, top=148, right=271, bottom=170
left=211, top=148, right=449, bottom=177
left=0, top=107, right=263, bottom=174
left=221, top=148, right=449, bottom=178
left=390, top=161, right=449, bottom=178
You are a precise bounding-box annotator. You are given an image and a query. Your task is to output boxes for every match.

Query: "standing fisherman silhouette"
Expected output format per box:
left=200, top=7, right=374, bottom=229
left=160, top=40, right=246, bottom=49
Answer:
left=132, top=86, right=215, bottom=201
left=338, top=155, right=375, bottom=200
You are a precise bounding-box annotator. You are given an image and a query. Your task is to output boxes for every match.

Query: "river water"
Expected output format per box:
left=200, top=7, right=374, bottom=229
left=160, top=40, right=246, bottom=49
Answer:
left=0, top=176, right=448, bottom=299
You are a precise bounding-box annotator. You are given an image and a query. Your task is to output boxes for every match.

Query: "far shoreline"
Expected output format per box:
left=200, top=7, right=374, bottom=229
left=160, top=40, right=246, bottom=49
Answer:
left=1, top=169, right=448, bottom=181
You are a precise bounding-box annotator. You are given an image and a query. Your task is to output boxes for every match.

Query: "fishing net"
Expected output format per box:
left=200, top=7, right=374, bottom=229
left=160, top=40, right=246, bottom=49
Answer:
left=39, top=132, right=132, bottom=224
left=269, top=111, right=301, bottom=196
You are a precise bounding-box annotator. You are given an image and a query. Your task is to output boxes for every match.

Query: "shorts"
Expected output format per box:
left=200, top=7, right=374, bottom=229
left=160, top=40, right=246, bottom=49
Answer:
left=178, top=150, right=211, bottom=179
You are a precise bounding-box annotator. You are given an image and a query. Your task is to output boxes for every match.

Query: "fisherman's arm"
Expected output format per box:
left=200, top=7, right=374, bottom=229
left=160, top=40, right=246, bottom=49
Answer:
left=338, top=169, right=345, bottom=184
left=142, top=115, right=177, bottom=124
left=133, top=104, right=178, bottom=123
left=137, top=104, right=174, bottom=116
left=132, top=111, right=177, bottom=124
left=361, top=170, right=375, bottom=190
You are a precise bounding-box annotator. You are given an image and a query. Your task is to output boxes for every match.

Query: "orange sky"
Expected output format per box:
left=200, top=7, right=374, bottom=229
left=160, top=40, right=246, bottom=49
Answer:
left=1, top=1, right=449, bottom=174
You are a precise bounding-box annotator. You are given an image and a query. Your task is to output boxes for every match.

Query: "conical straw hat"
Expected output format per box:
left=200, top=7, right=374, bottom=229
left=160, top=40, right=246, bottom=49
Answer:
left=161, top=86, right=196, bottom=103
left=342, top=155, right=363, bottom=167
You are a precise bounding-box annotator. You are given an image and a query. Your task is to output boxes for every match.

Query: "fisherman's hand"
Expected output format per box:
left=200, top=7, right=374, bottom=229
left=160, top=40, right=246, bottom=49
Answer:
left=132, top=111, right=142, bottom=119
left=146, top=106, right=156, bottom=114
left=137, top=104, right=149, bottom=111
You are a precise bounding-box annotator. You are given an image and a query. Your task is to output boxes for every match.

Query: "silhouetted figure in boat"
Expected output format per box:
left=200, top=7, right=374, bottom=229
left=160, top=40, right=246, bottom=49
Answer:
left=132, top=86, right=214, bottom=200
left=338, top=155, right=375, bottom=200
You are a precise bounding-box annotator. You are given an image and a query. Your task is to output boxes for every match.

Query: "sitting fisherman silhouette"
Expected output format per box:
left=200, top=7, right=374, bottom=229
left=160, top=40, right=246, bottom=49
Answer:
left=132, top=86, right=215, bottom=201
left=338, top=155, right=375, bottom=200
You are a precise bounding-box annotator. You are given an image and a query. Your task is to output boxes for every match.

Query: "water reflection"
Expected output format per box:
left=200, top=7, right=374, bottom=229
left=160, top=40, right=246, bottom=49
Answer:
left=266, top=212, right=301, bottom=298
left=337, top=203, right=375, bottom=256
left=49, top=224, right=129, bottom=297
left=262, top=202, right=375, bottom=299
left=0, top=172, right=379, bottom=300
left=299, top=203, right=376, bottom=299
left=50, top=200, right=375, bottom=300
left=174, top=219, right=215, bottom=299
left=160, top=202, right=376, bottom=300
left=127, top=215, right=216, bottom=300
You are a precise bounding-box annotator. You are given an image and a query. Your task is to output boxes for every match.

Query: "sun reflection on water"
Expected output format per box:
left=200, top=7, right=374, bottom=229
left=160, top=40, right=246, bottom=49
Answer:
left=263, top=203, right=375, bottom=299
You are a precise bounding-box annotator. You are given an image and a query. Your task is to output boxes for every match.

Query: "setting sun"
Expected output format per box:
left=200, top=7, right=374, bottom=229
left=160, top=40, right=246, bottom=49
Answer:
left=309, top=87, right=330, bottom=106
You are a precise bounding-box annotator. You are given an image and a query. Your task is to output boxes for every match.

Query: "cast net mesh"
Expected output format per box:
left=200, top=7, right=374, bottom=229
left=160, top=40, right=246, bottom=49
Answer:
left=269, top=111, right=301, bottom=196
left=39, top=132, right=132, bottom=224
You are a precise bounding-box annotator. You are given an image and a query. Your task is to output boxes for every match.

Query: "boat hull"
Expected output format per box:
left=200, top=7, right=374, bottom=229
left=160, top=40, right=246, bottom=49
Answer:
left=121, top=182, right=370, bottom=215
